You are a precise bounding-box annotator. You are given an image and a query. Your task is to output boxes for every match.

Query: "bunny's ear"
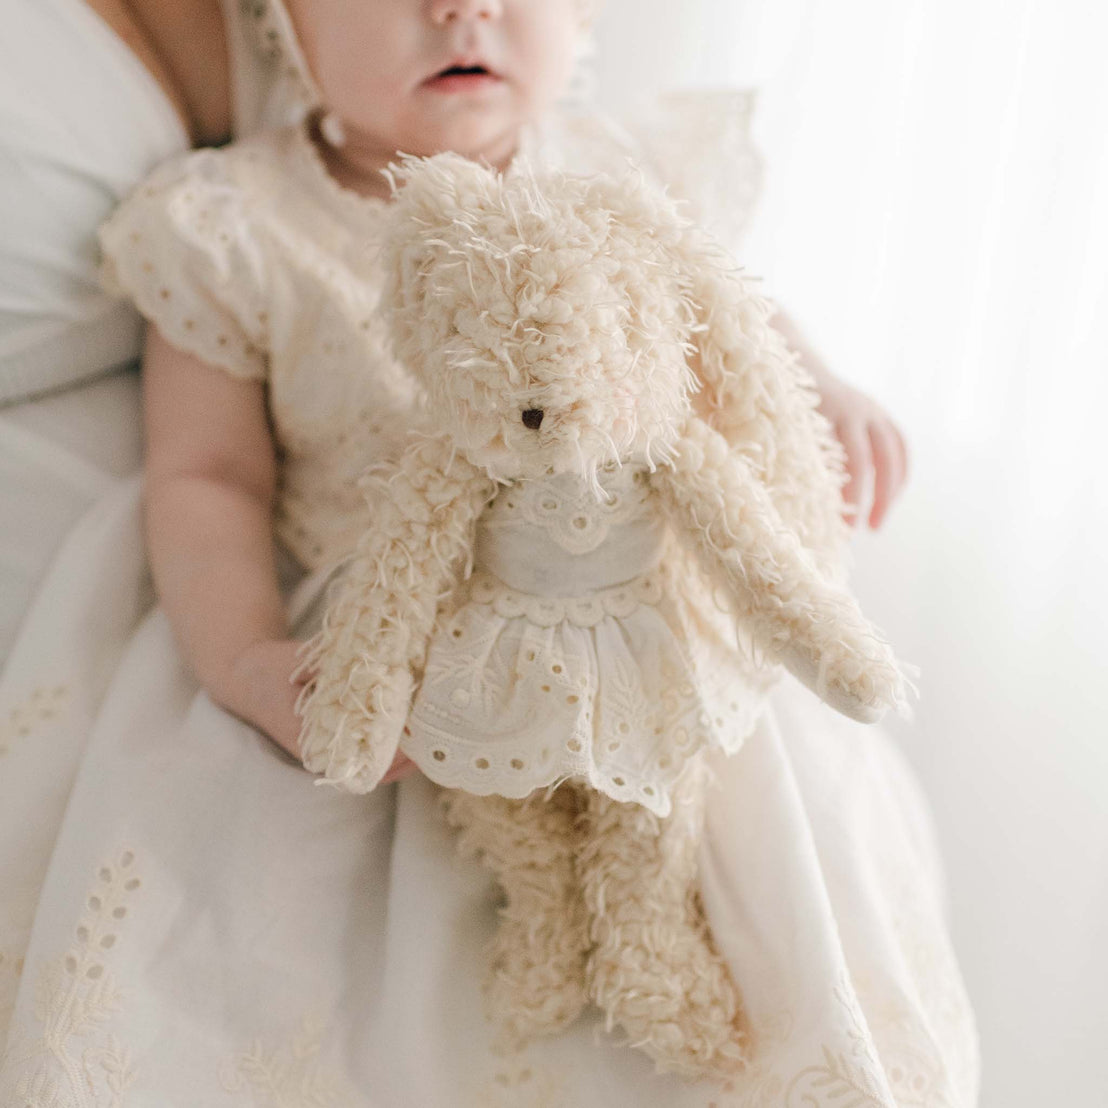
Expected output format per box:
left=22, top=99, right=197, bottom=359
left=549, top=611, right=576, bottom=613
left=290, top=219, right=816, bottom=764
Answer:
left=667, top=225, right=851, bottom=577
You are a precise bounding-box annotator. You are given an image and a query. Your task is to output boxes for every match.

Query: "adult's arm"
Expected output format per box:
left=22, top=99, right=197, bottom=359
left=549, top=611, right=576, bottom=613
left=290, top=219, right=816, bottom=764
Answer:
left=82, top=0, right=231, bottom=146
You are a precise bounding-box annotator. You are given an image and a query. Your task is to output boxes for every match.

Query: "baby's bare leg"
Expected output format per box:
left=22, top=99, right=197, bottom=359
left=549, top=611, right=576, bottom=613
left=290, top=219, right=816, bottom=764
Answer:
left=579, top=765, right=748, bottom=1077
left=440, top=785, right=591, bottom=1046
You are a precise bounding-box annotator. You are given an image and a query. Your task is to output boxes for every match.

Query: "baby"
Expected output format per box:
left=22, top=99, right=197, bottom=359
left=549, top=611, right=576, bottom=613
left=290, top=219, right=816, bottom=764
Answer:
left=101, top=0, right=907, bottom=785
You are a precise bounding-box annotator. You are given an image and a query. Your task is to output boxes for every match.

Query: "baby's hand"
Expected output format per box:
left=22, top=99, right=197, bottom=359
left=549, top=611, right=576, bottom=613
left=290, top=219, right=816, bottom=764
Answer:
left=771, top=309, right=909, bottom=530
left=815, top=378, right=909, bottom=530
left=228, top=639, right=418, bottom=783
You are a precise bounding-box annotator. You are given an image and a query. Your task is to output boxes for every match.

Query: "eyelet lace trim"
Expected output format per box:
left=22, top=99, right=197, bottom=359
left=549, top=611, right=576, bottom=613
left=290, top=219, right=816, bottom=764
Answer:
left=483, top=467, right=651, bottom=557
left=466, top=567, right=664, bottom=628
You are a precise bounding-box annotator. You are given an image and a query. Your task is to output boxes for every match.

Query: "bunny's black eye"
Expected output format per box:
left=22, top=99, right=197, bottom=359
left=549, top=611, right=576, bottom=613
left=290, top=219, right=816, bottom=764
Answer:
left=521, top=408, right=544, bottom=430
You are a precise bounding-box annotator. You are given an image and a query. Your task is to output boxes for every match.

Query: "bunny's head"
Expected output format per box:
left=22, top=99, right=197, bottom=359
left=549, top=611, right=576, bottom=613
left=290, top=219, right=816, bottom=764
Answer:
left=380, top=153, right=709, bottom=484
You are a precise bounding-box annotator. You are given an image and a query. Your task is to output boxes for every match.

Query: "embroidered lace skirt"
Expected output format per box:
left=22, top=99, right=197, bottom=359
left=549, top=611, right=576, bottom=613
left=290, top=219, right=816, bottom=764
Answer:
left=0, top=471, right=981, bottom=1107
left=403, top=566, right=763, bottom=816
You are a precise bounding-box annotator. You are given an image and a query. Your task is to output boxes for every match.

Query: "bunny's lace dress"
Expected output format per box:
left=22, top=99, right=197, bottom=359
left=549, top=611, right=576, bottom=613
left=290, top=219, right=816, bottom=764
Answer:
left=0, top=31, right=980, bottom=1105
left=403, top=463, right=764, bottom=817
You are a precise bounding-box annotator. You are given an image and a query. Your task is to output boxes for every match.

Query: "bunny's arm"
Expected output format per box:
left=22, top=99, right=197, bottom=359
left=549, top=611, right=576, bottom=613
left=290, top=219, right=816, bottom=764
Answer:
left=653, top=417, right=906, bottom=723
left=295, top=434, right=497, bottom=792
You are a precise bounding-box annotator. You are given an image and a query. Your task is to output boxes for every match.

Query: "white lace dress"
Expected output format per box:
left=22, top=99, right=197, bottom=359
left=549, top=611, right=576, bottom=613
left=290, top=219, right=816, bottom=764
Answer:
left=0, top=45, right=981, bottom=1105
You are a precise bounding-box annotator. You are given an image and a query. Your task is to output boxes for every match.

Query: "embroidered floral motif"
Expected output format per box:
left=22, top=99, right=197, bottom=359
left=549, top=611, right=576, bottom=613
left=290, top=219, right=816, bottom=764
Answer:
left=421, top=607, right=507, bottom=719
left=0, top=947, right=26, bottom=1047
left=0, top=686, right=71, bottom=1048
left=478, top=1053, right=567, bottom=1108
left=0, top=850, right=140, bottom=1108
left=0, top=686, right=69, bottom=758
left=485, top=467, right=653, bottom=556
left=704, top=975, right=897, bottom=1108
left=217, top=1012, right=358, bottom=1107
left=870, top=1021, right=958, bottom=1108
left=864, top=825, right=981, bottom=1106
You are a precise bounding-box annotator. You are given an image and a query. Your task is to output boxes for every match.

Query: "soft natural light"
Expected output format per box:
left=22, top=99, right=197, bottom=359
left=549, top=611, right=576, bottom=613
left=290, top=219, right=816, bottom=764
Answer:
left=596, top=2, right=1108, bottom=1104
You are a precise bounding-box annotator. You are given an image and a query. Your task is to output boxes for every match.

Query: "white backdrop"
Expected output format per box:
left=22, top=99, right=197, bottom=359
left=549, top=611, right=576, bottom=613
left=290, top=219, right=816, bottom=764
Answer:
left=593, top=2, right=1108, bottom=1106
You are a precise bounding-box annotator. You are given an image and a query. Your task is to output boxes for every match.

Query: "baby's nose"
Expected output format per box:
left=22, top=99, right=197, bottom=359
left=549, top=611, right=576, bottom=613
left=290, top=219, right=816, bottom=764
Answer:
left=521, top=408, right=544, bottom=430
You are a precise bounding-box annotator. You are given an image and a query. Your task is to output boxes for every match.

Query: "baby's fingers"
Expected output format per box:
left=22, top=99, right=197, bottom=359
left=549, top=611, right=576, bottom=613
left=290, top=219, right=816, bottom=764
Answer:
left=894, top=422, right=910, bottom=484
left=836, top=419, right=872, bottom=527
left=381, top=752, right=419, bottom=784
left=868, top=421, right=907, bottom=529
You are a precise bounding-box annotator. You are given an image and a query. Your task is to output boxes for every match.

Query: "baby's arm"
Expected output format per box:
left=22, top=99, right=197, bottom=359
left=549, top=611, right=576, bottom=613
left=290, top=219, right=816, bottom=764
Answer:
left=143, top=324, right=303, bottom=754
left=143, top=325, right=415, bottom=779
left=773, top=309, right=909, bottom=530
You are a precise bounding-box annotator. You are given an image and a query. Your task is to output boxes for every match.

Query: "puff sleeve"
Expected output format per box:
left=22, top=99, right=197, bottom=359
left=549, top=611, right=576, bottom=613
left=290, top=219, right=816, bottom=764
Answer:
left=97, top=149, right=269, bottom=381
left=628, top=88, right=764, bottom=257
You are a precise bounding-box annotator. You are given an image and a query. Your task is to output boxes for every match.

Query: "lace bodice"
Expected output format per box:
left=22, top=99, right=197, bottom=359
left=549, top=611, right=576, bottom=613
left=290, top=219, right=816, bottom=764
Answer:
left=475, top=465, right=665, bottom=597
left=98, top=95, right=762, bottom=570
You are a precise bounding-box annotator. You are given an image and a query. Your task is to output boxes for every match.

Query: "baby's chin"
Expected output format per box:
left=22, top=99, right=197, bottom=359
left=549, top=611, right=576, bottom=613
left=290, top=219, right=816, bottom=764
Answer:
left=389, top=105, right=525, bottom=169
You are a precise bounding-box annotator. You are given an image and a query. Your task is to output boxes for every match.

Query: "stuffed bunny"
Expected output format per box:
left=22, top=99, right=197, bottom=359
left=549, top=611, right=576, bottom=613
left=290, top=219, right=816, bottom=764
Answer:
left=296, top=154, right=906, bottom=1077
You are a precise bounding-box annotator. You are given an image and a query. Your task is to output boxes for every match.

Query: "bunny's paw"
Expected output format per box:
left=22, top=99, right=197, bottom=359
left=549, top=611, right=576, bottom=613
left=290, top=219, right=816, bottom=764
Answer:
left=297, top=663, right=413, bottom=791
left=781, top=639, right=907, bottom=724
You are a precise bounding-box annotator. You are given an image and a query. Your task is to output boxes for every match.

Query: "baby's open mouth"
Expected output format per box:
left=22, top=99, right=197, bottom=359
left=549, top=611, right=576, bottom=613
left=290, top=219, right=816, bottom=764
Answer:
left=439, top=65, right=490, bottom=78
left=424, top=63, right=501, bottom=91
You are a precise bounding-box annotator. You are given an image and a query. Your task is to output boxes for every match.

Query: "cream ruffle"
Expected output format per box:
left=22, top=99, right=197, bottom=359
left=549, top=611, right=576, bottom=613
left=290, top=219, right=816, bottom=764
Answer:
left=97, top=151, right=270, bottom=382
left=402, top=575, right=754, bottom=817
left=628, top=88, right=764, bottom=256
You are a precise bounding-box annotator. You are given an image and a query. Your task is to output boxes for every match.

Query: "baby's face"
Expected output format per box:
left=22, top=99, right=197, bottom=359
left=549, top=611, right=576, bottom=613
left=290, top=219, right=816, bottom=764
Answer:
left=289, top=0, right=582, bottom=163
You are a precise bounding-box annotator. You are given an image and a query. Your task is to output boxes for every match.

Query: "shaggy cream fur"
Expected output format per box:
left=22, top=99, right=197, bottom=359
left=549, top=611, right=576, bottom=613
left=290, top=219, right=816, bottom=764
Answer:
left=296, top=153, right=907, bottom=1076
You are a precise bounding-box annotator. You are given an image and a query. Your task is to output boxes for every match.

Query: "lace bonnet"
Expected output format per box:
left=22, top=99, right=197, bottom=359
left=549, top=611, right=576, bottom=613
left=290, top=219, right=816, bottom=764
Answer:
left=238, top=0, right=323, bottom=122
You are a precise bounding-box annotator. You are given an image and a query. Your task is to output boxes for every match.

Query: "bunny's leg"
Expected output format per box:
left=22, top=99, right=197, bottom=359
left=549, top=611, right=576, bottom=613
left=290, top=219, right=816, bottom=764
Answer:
left=440, top=786, right=591, bottom=1047
left=579, top=765, right=748, bottom=1077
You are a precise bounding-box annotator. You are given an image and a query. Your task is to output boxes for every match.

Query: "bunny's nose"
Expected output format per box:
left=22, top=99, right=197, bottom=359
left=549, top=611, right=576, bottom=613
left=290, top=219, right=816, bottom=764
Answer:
left=521, top=408, right=544, bottom=430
